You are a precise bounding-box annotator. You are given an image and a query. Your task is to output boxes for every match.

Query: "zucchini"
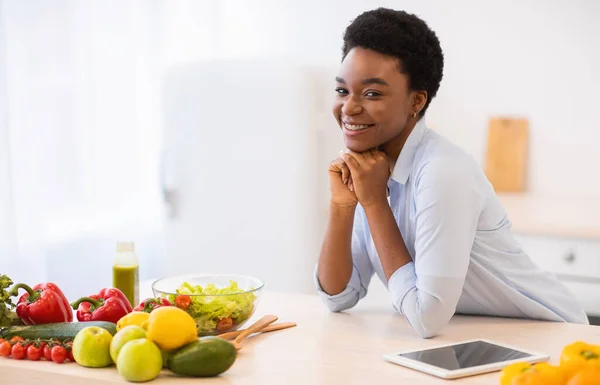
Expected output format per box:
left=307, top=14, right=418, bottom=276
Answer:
left=0, top=321, right=117, bottom=341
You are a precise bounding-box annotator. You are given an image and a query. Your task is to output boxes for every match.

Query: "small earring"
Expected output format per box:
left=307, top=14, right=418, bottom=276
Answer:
left=412, top=111, right=417, bottom=118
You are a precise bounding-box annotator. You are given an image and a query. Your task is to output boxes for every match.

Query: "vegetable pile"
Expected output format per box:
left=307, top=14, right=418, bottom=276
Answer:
left=500, top=341, right=600, bottom=384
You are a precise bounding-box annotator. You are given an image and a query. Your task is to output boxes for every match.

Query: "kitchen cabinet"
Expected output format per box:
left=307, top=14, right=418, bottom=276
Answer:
left=499, top=194, right=600, bottom=319
left=514, top=233, right=600, bottom=316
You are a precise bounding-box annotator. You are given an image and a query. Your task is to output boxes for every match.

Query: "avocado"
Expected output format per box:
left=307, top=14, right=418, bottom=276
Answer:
left=167, top=337, right=237, bottom=377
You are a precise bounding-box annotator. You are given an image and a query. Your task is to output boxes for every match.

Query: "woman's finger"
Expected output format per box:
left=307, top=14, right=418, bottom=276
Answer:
left=341, top=162, right=350, bottom=184
left=345, top=149, right=366, bottom=165
left=342, top=152, right=360, bottom=173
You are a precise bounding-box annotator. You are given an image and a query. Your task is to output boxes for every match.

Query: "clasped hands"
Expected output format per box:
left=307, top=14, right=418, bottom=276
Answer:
left=328, top=148, right=391, bottom=208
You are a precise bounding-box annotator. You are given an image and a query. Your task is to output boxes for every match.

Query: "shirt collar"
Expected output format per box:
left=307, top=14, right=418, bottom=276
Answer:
left=390, top=118, right=427, bottom=185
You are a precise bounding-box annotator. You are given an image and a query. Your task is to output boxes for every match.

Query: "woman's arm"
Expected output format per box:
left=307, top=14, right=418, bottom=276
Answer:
left=389, top=157, right=483, bottom=337
left=315, top=157, right=374, bottom=312
left=316, top=203, right=356, bottom=295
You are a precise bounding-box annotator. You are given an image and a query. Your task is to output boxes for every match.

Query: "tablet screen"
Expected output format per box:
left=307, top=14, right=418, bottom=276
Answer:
left=397, top=340, right=533, bottom=371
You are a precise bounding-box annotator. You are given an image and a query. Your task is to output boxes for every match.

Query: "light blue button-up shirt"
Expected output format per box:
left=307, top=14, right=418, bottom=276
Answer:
left=315, top=119, right=589, bottom=338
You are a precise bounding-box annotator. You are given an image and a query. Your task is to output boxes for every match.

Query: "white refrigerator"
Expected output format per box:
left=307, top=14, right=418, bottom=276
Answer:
left=160, top=59, right=343, bottom=295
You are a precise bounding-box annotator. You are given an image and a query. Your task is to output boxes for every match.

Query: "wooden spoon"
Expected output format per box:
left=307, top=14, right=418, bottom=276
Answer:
left=217, top=322, right=297, bottom=340
left=230, top=315, right=278, bottom=350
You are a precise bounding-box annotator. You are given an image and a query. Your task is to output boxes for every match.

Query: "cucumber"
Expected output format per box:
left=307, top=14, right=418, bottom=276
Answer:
left=0, top=321, right=118, bottom=341
left=167, top=337, right=237, bottom=377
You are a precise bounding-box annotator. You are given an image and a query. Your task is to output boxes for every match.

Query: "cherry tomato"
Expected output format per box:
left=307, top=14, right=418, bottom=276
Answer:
left=0, top=341, right=11, bottom=357
left=51, top=345, right=67, bottom=364
left=43, top=345, right=52, bottom=361
left=0, top=338, right=4, bottom=345
left=27, top=345, right=42, bottom=361
left=175, top=295, right=191, bottom=310
left=216, top=317, right=234, bottom=332
left=10, top=336, right=24, bottom=343
left=11, top=344, right=25, bottom=360
left=62, top=341, right=74, bottom=361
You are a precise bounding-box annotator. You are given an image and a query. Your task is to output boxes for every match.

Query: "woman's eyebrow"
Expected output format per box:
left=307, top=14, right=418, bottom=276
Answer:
left=361, top=77, right=389, bottom=86
left=334, top=76, right=389, bottom=86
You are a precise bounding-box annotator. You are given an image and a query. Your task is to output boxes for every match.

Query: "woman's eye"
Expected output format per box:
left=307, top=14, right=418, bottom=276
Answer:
left=335, top=87, right=348, bottom=95
left=365, top=91, right=381, bottom=97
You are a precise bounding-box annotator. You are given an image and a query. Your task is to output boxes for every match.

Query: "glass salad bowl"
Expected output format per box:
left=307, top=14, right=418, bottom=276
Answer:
left=151, top=274, right=264, bottom=336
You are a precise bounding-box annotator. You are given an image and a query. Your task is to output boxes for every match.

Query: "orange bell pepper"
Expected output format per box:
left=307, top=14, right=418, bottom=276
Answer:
left=501, top=362, right=565, bottom=385
left=560, top=341, right=600, bottom=380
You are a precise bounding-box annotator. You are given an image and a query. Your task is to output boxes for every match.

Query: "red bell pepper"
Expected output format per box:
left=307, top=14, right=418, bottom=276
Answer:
left=70, top=288, right=132, bottom=324
left=133, top=297, right=173, bottom=313
left=9, top=283, right=73, bottom=325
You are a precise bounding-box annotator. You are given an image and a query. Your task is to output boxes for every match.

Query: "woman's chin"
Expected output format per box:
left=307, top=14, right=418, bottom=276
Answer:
left=343, top=139, right=375, bottom=153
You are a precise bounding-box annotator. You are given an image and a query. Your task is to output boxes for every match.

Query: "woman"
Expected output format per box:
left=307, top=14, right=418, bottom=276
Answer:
left=315, top=8, right=588, bottom=338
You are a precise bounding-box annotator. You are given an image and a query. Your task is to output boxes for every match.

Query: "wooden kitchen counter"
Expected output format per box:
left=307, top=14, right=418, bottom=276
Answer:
left=2, top=291, right=599, bottom=385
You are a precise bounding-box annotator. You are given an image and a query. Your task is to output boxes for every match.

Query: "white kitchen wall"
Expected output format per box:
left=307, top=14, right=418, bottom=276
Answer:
left=0, top=4, right=16, bottom=278
left=159, top=1, right=600, bottom=301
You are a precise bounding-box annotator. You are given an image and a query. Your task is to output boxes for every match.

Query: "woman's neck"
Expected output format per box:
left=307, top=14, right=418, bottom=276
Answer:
left=380, top=118, right=418, bottom=172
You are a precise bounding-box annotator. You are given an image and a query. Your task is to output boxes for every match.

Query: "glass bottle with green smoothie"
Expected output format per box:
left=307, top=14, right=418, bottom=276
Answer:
left=113, top=242, right=139, bottom=307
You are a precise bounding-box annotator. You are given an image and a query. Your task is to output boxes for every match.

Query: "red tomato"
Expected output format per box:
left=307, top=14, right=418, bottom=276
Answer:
left=26, top=345, right=42, bottom=361
left=216, top=317, right=234, bottom=332
left=43, top=345, right=52, bottom=361
left=11, top=344, right=25, bottom=360
left=64, top=341, right=74, bottom=362
left=51, top=345, right=67, bottom=364
left=9, top=336, right=24, bottom=343
left=0, top=341, right=11, bottom=357
left=0, top=338, right=4, bottom=345
left=175, top=295, right=191, bottom=310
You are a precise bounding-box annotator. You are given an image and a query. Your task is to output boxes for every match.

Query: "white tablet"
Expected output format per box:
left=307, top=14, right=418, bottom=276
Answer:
left=383, top=339, right=550, bottom=379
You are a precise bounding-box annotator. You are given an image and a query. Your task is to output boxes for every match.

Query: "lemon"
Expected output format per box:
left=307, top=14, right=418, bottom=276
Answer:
left=144, top=306, right=198, bottom=351
left=116, top=311, right=150, bottom=332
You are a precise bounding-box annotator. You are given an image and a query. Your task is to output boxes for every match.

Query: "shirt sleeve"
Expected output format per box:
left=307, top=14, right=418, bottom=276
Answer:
left=314, top=206, right=375, bottom=312
left=388, top=156, right=485, bottom=338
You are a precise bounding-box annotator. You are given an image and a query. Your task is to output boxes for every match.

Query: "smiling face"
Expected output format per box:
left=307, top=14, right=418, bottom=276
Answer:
left=333, top=47, right=426, bottom=155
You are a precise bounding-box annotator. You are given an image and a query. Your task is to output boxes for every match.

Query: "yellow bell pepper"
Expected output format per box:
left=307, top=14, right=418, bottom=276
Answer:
left=560, top=341, right=600, bottom=380
left=531, top=362, right=567, bottom=383
left=500, top=362, right=565, bottom=385
left=510, top=371, right=546, bottom=385
left=500, top=362, right=534, bottom=385
left=567, top=366, right=600, bottom=385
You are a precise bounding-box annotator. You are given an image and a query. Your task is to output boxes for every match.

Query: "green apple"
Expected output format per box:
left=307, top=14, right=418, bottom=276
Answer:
left=72, top=326, right=114, bottom=368
left=117, top=338, right=163, bottom=382
left=110, top=325, right=147, bottom=363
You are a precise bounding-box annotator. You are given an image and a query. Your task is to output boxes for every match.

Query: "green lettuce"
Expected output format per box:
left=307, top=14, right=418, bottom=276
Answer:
left=166, top=280, right=257, bottom=335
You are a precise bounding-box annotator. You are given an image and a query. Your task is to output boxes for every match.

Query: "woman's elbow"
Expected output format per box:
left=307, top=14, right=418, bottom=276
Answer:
left=412, top=324, right=442, bottom=339
left=401, top=306, right=451, bottom=338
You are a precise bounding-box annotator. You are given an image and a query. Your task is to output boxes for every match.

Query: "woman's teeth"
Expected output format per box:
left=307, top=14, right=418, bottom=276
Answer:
left=344, top=123, right=371, bottom=131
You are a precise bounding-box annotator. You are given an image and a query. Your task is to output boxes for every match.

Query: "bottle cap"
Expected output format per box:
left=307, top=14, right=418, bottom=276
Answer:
left=117, top=242, right=135, bottom=252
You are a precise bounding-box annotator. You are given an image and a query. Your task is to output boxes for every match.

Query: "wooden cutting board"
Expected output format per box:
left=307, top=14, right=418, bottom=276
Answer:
left=484, top=117, right=529, bottom=192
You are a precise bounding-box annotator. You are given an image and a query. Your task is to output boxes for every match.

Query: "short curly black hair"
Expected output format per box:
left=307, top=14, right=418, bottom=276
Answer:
left=342, top=8, right=444, bottom=116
